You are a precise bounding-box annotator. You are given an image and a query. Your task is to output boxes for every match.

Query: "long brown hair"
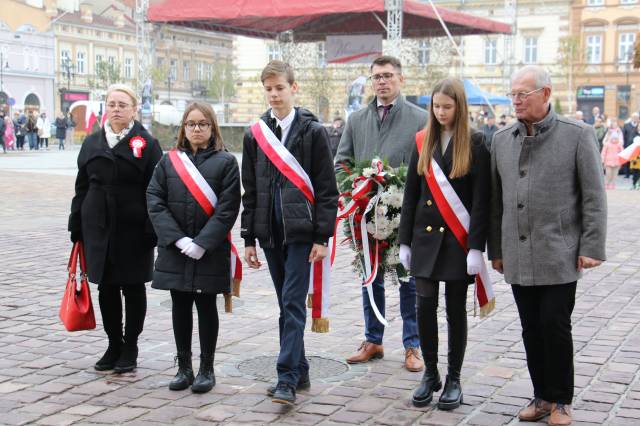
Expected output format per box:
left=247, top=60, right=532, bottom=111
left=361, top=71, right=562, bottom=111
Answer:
left=417, top=78, right=471, bottom=178
left=176, top=101, right=224, bottom=151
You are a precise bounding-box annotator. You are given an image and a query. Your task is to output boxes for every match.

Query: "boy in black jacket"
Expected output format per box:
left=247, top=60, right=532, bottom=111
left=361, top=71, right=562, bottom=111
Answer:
left=241, top=60, right=338, bottom=405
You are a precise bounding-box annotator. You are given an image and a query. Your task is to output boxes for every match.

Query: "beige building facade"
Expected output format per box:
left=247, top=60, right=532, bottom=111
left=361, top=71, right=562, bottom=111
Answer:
left=571, top=0, right=639, bottom=120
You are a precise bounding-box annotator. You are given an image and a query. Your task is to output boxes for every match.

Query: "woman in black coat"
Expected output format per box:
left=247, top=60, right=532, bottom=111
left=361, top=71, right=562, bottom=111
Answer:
left=146, top=102, right=241, bottom=393
left=55, top=113, right=68, bottom=150
left=398, top=78, right=490, bottom=410
left=68, top=84, right=162, bottom=373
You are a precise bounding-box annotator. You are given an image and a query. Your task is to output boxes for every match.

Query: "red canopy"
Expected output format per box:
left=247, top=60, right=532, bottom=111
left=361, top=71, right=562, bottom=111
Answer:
left=147, top=0, right=511, bottom=41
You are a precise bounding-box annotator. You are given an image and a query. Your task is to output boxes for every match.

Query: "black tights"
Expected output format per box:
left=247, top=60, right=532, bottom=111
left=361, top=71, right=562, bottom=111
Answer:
left=416, top=278, right=469, bottom=375
left=171, top=290, right=219, bottom=356
left=98, top=284, right=146, bottom=344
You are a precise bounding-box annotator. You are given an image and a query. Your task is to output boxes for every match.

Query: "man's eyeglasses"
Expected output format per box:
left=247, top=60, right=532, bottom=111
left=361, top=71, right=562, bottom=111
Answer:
left=370, top=73, right=396, bottom=82
left=106, top=102, right=132, bottom=110
left=506, top=87, right=544, bottom=101
left=184, top=121, right=211, bottom=131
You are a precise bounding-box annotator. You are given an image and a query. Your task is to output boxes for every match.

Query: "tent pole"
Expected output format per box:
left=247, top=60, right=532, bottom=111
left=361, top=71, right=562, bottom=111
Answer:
left=426, top=0, right=497, bottom=117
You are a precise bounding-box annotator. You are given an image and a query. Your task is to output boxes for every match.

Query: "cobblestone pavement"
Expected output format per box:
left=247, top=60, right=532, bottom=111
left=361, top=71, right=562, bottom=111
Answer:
left=1, top=150, right=639, bottom=425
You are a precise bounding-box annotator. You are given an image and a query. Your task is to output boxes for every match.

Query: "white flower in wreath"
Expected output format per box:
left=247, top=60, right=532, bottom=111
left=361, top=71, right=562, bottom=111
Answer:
left=361, top=167, right=375, bottom=177
left=387, top=244, right=400, bottom=265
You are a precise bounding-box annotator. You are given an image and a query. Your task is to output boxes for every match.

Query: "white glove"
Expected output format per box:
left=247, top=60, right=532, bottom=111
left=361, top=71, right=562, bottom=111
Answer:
left=175, top=237, right=192, bottom=251
left=466, top=249, right=484, bottom=276
left=182, top=242, right=206, bottom=260
left=399, top=244, right=412, bottom=270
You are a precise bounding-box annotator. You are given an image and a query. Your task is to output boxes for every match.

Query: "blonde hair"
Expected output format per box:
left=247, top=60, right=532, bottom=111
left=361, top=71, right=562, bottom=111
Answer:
left=417, top=78, right=472, bottom=179
left=106, top=84, right=138, bottom=107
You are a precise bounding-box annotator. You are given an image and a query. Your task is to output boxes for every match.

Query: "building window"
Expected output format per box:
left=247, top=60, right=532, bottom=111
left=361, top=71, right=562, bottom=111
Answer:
left=523, top=37, right=538, bottom=63
left=586, top=0, right=604, bottom=5
left=618, top=32, right=636, bottom=63
left=124, top=57, right=133, bottom=79
left=107, top=56, right=115, bottom=66
left=76, top=51, right=85, bottom=74
left=484, top=39, right=497, bottom=65
left=60, top=49, right=71, bottom=68
left=317, top=42, right=326, bottom=66
left=183, top=62, right=189, bottom=81
left=95, top=54, right=103, bottom=67
left=620, top=0, right=638, bottom=4
left=205, top=63, right=213, bottom=81
left=197, top=62, right=204, bottom=80
left=418, top=40, right=430, bottom=66
left=586, top=34, right=602, bottom=64
left=268, top=43, right=281, bottom=61
left=169, top=59, right=177, bottom=81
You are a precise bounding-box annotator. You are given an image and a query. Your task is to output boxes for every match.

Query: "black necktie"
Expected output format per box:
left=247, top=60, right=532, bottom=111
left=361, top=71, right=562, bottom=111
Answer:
left=275, top=124, right=282, bottom=141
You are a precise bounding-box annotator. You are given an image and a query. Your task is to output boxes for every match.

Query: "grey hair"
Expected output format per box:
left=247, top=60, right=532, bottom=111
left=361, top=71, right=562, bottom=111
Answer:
left=512, top=65, right=552, bottom=89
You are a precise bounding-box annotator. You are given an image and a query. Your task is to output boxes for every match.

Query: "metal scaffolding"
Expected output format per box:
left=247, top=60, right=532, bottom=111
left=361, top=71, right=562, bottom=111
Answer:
left=135, top=0, right=152, bottom=96
left=385, top=0, right=403, bottom=54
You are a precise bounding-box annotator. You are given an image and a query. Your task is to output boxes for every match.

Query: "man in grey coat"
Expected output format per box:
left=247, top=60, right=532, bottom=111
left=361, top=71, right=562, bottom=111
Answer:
left=335, top=56, right=427, bottom=372
left=489, top=65, right=606, bottom=426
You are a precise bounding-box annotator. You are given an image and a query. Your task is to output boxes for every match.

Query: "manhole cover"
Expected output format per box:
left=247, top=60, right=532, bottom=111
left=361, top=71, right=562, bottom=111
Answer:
left=160, top=297, right=244, bottom=309
left=237, top=355, right=350, bottom=382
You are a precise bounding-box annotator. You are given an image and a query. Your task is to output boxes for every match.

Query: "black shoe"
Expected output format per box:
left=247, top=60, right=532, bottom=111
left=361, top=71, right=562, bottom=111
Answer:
left=191, top=354, right=215, bottom=393
left=169, top=351, right=194, bottom=391
left=272, top=382, right=296, bottom=405
left=94, top=341, right=122, bottom=371
left=113, top=342, right=138, bottom=373
left=438, top=375, right=463, bottom=410
left=266, top=374, right=310, bottom=397
left=412, top=368, right=442, bottom=407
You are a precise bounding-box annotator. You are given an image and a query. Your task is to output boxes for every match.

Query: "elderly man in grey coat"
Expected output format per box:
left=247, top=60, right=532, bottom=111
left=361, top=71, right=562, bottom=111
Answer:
left=335, top=56, right=427, bottom=372
left=489, top=65, right=606, bottom=426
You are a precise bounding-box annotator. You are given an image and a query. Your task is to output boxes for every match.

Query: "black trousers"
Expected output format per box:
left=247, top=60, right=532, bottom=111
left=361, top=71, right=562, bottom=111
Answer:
left=98, top=284, right=146, bottom=344
left=415, top=278, right=469, bottom=374
left=512, top=282, right=577, bottom=404
left=170, top=290, right=219, bottom=356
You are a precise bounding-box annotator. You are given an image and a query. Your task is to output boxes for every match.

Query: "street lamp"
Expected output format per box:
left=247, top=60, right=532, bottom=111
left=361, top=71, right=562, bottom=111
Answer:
left=59, top=57, right=75, bottom=113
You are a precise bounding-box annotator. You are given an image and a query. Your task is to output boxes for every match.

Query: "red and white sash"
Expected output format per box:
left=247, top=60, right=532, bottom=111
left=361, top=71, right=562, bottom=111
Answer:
left=415, top=131, right=495, bottom=317
left=250, top=119, right=331, bottom=333
left=167, top=150, right=243, bottom=296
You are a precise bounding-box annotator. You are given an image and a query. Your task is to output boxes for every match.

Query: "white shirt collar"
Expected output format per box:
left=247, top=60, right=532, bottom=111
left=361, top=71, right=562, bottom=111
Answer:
left=270, top=108, right=296, bottom=131
left=377, top=96, right=398, bottom=109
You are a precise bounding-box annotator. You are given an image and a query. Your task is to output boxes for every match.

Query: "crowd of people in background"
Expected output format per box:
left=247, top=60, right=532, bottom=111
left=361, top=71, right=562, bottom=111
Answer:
left=0, top=109, right=75, bottom=153
left=572, top=107, right=640, bottom=190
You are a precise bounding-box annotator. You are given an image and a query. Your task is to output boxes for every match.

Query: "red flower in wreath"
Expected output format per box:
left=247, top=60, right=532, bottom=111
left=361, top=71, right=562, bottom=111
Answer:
left=129, top=136, right=147, bottom=158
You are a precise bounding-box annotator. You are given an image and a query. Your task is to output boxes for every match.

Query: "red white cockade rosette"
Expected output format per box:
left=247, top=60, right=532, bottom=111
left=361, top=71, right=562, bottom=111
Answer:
left=129, top=136, right=147, bottom=158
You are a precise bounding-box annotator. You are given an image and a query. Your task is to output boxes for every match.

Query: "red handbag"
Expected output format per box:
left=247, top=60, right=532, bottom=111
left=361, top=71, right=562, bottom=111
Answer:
left=60, top=242, right=96, bottom=331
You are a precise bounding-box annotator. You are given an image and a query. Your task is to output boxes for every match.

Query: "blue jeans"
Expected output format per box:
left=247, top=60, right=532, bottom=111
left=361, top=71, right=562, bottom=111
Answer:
left=362, top=273, right=419, bottom=348
left=28, top=133, right=37, bottom=150
left=263, top=242, right=312, bottom=387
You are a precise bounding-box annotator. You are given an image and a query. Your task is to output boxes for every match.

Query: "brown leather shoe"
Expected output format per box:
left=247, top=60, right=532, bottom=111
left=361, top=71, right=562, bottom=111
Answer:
left=404, top=347, right=424, bottom=372
left=549, top=403, right=572, bottom=426
left=346, top=341, right=384, bottom=364
left=518, top=398, right=552, bottom=421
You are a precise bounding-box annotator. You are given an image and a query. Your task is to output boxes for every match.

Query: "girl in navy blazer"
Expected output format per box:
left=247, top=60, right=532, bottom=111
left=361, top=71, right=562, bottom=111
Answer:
left=398, top=78, right=490, bottom=410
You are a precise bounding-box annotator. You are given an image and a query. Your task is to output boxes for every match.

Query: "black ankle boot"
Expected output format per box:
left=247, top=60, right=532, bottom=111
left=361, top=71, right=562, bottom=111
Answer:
left=114, top=340, right=138, bottom=373
left=412, top=366, right=442, bottom=407
left=169, top=351, right=194, bottom=390
left=95, top=339, right=122, bottom=371
left=191, top=353, right=215, bottom=393
left=438, top=373, right=463, bottom=410
left=413, top=295, right=440, bottom=407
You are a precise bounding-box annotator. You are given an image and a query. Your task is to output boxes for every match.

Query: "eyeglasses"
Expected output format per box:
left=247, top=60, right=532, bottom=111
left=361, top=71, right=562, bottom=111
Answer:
left=184, top=121, right=211, bottom=131
left=106, top=102, right=132, bottom=110
left=370, top=73, right=396, bottom=82
left=506, top=87, right=544, bottom=101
